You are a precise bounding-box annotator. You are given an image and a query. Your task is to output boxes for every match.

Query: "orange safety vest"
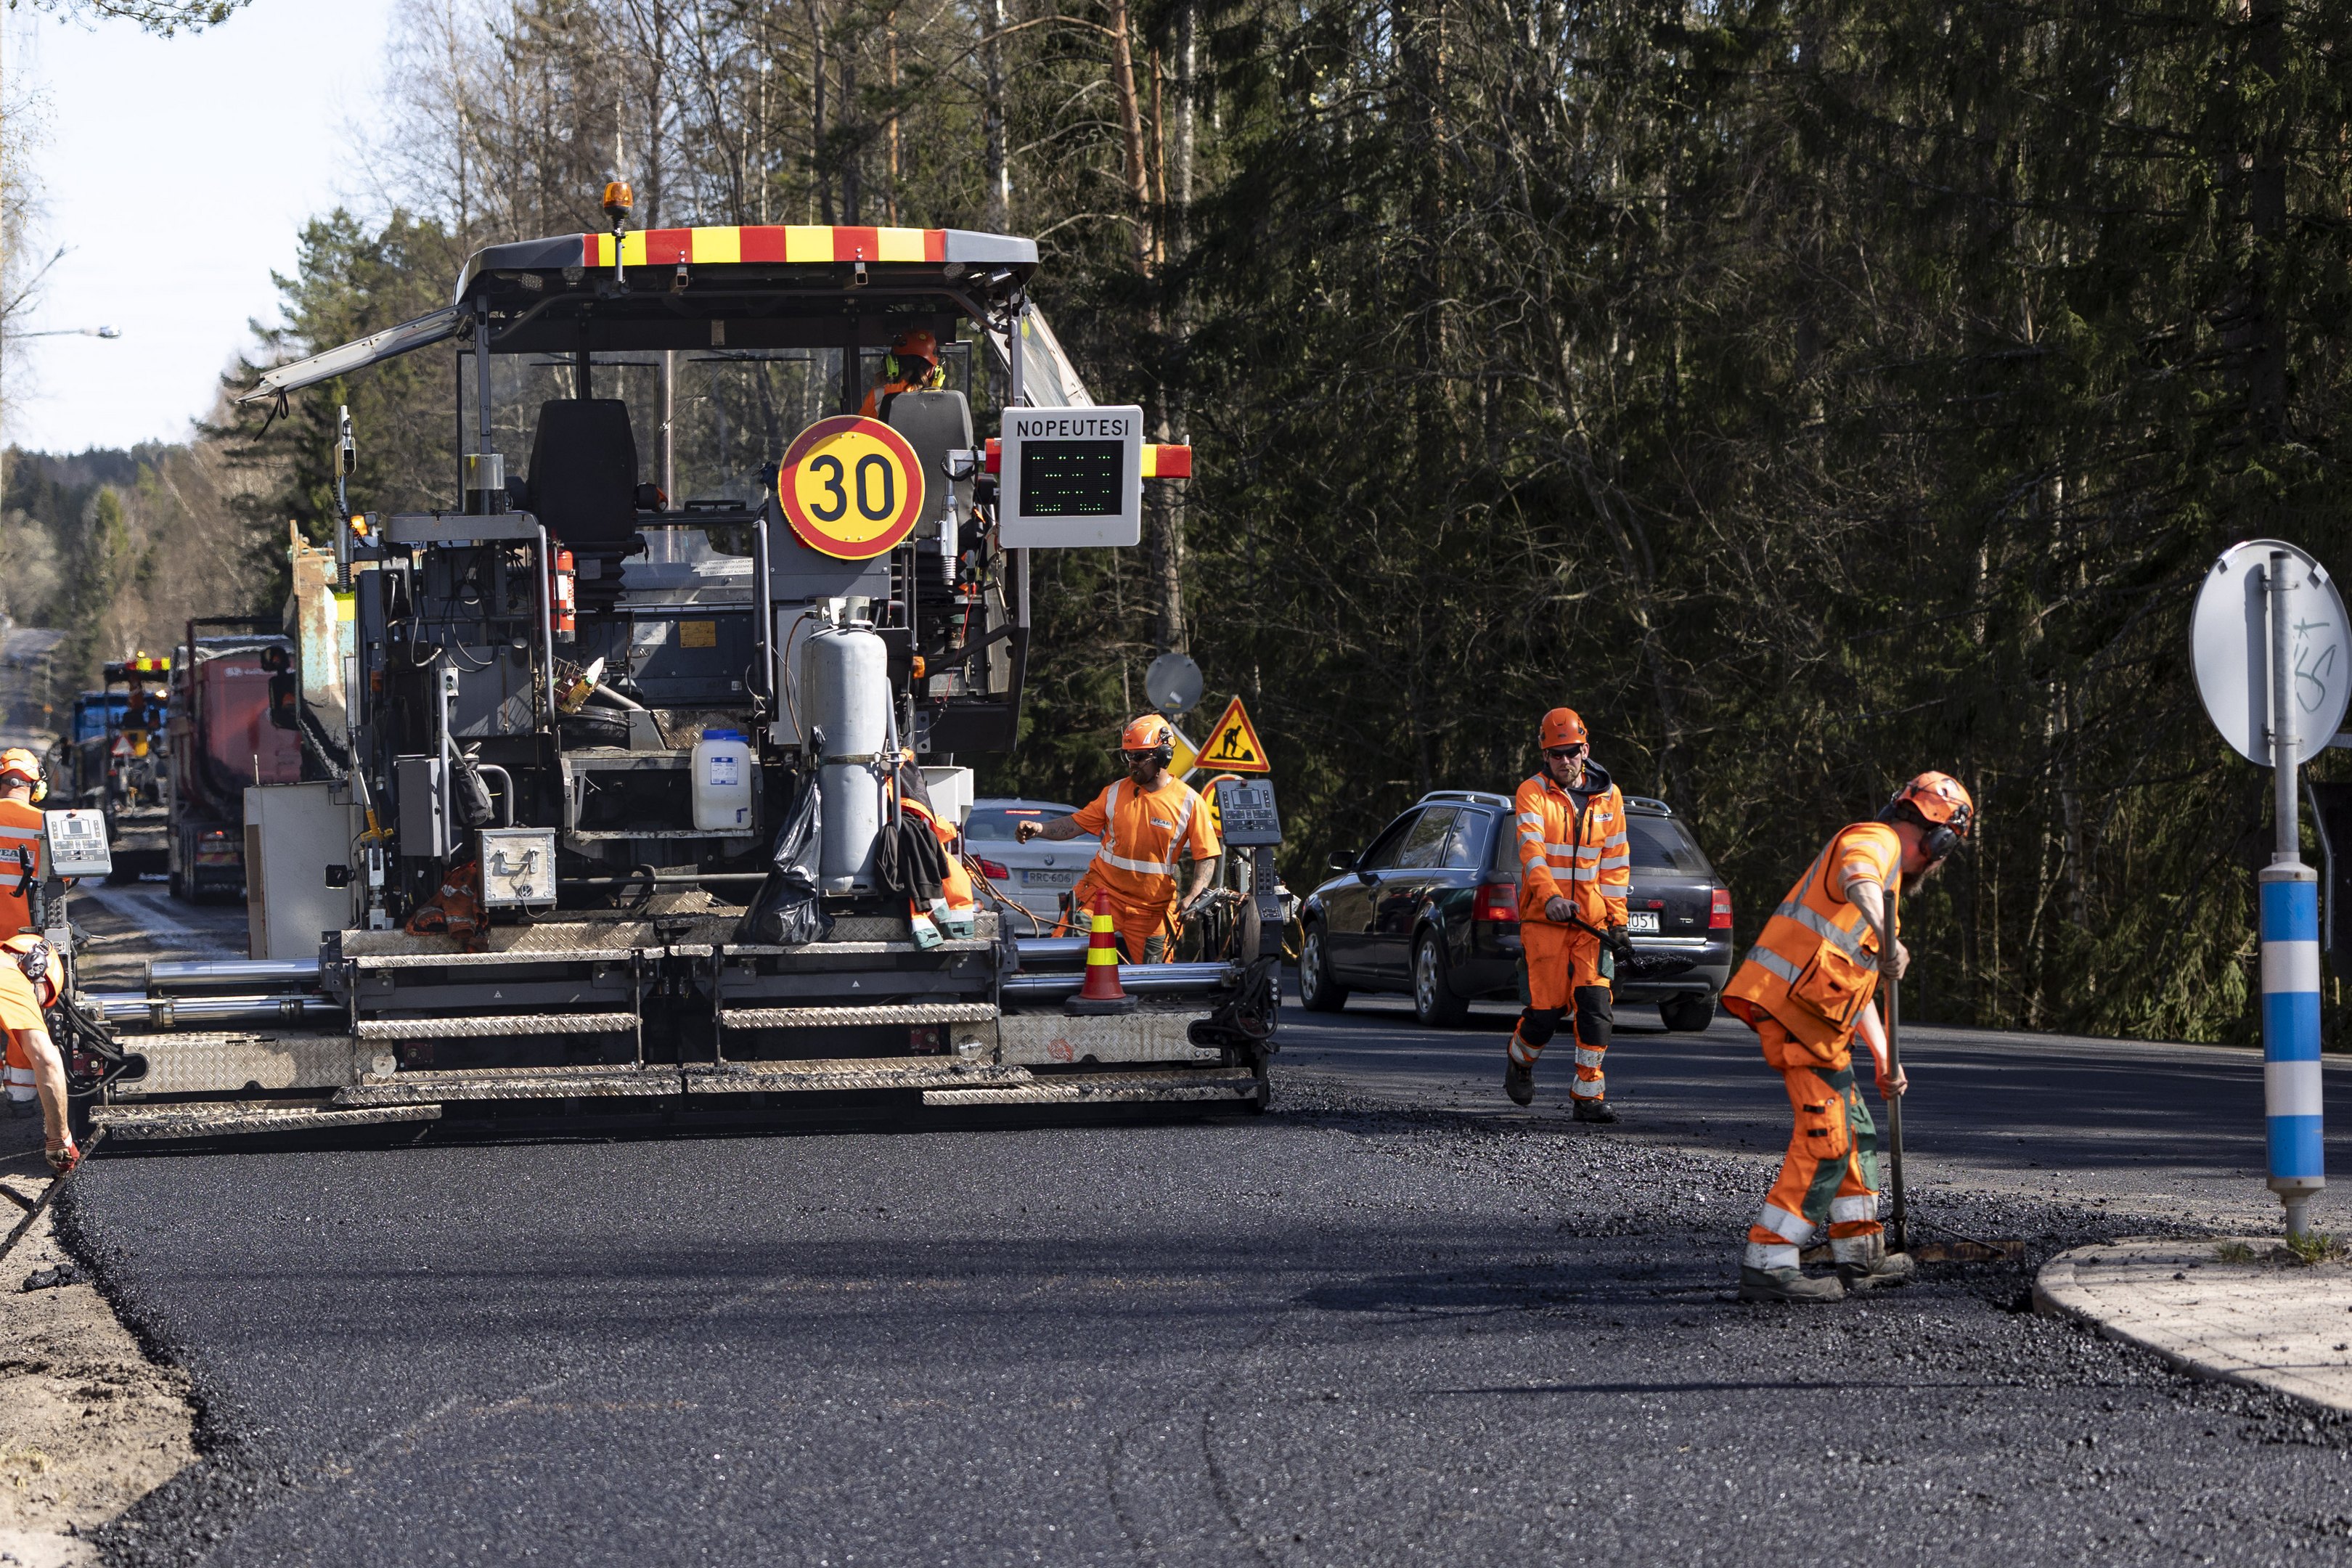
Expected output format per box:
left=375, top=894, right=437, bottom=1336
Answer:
left=0, top=799, right=43, bottom=938
left=1074, top=775, right=1220, bottom=911
left=1722, top=822, right=1903, bottom=1055
left=902, top=797, right=975, bottom=914
left=1513, top=770, right=1629, bottom=929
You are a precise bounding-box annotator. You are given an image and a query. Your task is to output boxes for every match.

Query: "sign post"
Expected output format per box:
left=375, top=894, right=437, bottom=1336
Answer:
left=2192, top=539, right=2351, bottom=1238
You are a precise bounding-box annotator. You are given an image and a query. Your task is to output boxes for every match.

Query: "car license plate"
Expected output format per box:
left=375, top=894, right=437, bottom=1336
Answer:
left=1625, top=911, right=1662, bottom=934
left=1023, top=869, right=1081, bottom=887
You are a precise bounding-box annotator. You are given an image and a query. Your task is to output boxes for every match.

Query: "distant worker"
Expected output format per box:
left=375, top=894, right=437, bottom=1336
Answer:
left=861, top=329, right=947, bottom=420
left=1722, top=772, right=1973, bottom=1304
left=1503, top=708, right=1633, bottom=1120
left=0, top=933, right=76, bottom=1171
left=1017, top=714, right=1220, bottom=963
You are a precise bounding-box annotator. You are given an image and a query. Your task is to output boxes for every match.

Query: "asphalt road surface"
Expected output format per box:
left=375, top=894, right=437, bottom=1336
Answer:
left=60, top=989, right=2352, bottom=1567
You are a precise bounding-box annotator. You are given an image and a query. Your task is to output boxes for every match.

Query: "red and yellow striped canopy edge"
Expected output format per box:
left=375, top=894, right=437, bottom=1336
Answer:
left=583, top=226, right=948, bottom=267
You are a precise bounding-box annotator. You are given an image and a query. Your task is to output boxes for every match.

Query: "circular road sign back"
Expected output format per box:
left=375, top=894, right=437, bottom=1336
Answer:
left=777, top=415, right=925, bottom=560
left=1146, top=651, right=1204, bottom=715
left=2191, top=538, right=2352, bottom=766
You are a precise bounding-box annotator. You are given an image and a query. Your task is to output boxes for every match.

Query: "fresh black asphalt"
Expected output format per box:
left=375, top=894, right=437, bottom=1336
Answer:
left=59, top=998, right=2352, bottom=1567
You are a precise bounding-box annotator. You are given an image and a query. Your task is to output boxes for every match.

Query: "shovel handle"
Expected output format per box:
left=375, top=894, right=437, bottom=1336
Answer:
left=1873, top=890, right=1908, bottom=1255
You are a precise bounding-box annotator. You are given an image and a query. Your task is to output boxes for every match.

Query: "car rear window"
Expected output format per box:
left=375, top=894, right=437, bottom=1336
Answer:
left=1629, top=814, right=1712, bottom=875
left=965, top=806, right=1082, bottom=841
left=1482, top=809, right=1713, bottom=877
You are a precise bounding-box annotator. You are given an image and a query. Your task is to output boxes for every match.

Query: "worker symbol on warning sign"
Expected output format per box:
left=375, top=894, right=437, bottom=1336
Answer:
left=1197, top=696, right=1270, bottom=774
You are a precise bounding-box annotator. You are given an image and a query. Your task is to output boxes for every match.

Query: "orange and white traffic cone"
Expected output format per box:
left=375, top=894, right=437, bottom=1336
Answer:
left=1065, top=891, right=1137, bottom=1016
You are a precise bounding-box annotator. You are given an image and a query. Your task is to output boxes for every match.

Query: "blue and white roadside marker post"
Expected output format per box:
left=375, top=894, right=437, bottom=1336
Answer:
left=2192, top=540, right=2351, bottom=1240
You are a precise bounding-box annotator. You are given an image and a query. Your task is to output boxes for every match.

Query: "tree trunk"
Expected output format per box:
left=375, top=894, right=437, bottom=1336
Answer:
left=982, top=0, right=1009, bottom=230
left=1105, top=0, right=1153, bottom=273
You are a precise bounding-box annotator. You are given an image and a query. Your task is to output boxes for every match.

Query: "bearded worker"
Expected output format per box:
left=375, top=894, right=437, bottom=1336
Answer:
left=1723, top=772, right=1974, bottom=1304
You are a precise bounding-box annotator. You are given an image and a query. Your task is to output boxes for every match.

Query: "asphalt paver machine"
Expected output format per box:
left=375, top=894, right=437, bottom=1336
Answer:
left=84, top=219, right=1281, bottom=1141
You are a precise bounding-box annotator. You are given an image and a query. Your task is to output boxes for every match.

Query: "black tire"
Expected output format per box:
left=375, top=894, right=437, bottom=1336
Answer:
left=1411, top=930, right=1471, bottom=1027
left=1659, top=991, right=1717, bottom=1032
left=1297, top=922, right=1349, bottom=1012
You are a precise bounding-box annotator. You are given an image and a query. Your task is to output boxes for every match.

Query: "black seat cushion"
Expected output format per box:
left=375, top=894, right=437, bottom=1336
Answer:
left=886, top=390, right=974, bottom=529
left=528, top=399, right=639, bottom=545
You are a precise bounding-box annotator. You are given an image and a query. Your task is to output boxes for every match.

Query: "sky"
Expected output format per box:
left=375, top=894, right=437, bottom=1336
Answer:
left=7, top=0, right=397, bottom=453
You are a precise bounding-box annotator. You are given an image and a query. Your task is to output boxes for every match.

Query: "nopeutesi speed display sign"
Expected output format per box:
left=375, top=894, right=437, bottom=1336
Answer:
left=998, top=405, right=1144, bottom=547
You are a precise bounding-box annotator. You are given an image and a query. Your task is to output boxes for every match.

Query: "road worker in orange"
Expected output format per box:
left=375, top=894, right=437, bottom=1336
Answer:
left=0, top=749, right=47, bottom=939
left=1503, top=708, right=1633, bottom=1121
left=860, top=329, right=946, bottom=420
left=0, top=933, right=76, bottom=1170
left=1018, top=714, right=1220, bottom=963
left=1723, top=772, right=1973, bottom=1304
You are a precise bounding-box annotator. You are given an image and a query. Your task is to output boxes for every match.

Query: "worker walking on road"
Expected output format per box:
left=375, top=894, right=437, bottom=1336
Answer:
left=1, top=934, right=75, bottom=1170
left=1504, top=708, right=1633, bottom=1120
left=1723, top=772, right=1973, bottom=1304
left=1018, top=714, right=1220, bottom=963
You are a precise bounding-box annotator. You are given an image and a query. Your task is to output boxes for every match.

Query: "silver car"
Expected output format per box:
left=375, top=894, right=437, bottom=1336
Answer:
left=965, top=796, right=1100, bottom=934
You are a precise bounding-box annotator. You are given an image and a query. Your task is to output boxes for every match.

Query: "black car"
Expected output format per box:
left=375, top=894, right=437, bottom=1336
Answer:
left=1297, top=789, right=1732, bottom=1029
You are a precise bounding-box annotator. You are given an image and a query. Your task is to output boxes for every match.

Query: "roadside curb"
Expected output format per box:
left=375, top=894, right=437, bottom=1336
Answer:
left=2035, top=1238, right=2352, bottom=1416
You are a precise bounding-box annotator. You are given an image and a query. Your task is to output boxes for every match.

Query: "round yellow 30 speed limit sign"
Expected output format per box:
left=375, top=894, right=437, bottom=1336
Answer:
left=776, top=415, right=926, bottom=560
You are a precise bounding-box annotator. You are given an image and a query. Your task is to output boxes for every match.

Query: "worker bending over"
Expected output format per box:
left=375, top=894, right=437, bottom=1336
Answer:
left=1018, top=714, right=1220, bottom=963
left=0, top=750, right=46, bottom=1121
left=1, top=934, right=76, bottom=1171
left=1722, top=772, right=1972, bottom=1304
left=1504, top=708, right=1633, bottom=1121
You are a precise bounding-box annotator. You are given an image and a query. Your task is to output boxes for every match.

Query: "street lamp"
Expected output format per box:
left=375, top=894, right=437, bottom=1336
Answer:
left=6, top=324, right=121, bottom=340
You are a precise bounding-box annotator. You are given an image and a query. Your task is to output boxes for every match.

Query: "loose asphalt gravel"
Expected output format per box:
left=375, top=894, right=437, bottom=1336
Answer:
left=53, top=995, right=2352, bottom=1567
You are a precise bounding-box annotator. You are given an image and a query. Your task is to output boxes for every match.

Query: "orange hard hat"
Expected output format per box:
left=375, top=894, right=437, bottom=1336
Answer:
left=0, top=748, right=38, bottom=785
left=1120, top=713, right=1175, bottom=753
left=1538, top=709, right=1588, bottom=751
left=890, top=328, right=938, bottom=362
left=1891, top=771, right=1974, bottom=836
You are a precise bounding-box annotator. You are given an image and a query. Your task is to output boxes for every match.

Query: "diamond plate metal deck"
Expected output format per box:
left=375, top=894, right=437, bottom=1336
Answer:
left=921, top=1070, right=1264, bottom=1107
left=716, top=1003, right=1000, bottom=1029
left=108, top=1030, right=362, bottom=1097
left=335, top=1066, right=682, bottom=1104
left=682, top=1058, right=1032, bottom=1095
left=91, top=1102, right=442, bottom=1139
left=351, top=950, right=639, bottom=970
left=353, top=1011, right=639, bottom=1041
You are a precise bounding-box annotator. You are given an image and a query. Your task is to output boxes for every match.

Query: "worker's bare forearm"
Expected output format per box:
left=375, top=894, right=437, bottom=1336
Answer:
left=1032, top=817, right=1087, bottom=842
left=1183, top=861, right=1218, bottom=906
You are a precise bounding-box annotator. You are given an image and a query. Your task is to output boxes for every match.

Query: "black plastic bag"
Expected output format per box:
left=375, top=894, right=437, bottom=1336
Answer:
left=452, top=749, right=497, bottom=828
left=738, top=782, right=833, bottom=947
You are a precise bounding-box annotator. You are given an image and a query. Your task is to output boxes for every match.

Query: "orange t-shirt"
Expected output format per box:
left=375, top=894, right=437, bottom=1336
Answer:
left=0, top=964, right=46, bottom=1036
left=1071, top=775, right=1222, bottom=908
left=0, top=799, right=41, bottom=938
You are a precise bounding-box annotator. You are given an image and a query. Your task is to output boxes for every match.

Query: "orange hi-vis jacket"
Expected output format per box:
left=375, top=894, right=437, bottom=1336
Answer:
left=1723, top=822, right=1903, bottom=1067
left=1513, top=766, right=1630, bottom=932
left=0, top=799, right=43, bottom=938
left=1071, top=775, right=1221, bottom=913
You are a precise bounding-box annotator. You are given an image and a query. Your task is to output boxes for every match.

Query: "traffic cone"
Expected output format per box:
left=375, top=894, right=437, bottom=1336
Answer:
left=1065, top=891, right=1137, bottom=1016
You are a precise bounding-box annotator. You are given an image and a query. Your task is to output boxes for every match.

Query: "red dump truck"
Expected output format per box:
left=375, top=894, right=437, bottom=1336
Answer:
left=168, top=618, right=301, bottom=902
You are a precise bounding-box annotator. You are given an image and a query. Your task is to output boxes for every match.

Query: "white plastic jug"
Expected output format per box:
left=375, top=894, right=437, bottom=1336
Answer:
left=692, top=729, right=755, bottom=831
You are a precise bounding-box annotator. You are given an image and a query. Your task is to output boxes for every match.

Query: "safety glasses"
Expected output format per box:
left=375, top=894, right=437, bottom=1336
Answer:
left=1543, top=744, right=1588, bottom=761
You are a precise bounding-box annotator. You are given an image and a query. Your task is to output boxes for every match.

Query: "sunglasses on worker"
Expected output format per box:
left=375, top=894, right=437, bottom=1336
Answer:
left=1544, top=744, right=1588, bottom=761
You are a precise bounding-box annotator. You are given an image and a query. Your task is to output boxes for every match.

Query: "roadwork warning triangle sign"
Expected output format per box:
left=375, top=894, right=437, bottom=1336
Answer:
left=1197, top=695, right=1270, bottom=774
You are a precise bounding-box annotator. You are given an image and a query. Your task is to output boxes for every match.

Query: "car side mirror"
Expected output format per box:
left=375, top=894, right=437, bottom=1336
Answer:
left=1328, top=854, right=1352, bottom=873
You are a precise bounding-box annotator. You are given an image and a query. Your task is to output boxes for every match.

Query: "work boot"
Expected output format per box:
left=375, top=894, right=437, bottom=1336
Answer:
left=1571, top=1096, right=1617, bottom=1124
left=1738, top=1265, right=1846, bottom=1304
left=1838, top=1250, right=1916, bottom=1293
left=1504, top=1056, right=1535, bottom=1107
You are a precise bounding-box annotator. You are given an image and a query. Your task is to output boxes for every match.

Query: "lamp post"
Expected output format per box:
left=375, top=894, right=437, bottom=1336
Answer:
left=0, top=325, right=123, bottom=507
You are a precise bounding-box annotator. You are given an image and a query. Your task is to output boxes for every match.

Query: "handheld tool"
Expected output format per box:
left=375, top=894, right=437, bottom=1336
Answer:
left=1874, top=889, right=1908, bottom=1254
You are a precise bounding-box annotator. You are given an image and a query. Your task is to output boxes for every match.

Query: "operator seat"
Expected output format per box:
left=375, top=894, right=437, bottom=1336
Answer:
left=885, top=390, right=974, bottom=535
left=527, top=399, right=640, bottom=547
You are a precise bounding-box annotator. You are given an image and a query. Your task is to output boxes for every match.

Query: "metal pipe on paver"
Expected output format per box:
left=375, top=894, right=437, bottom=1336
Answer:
left=148, top=960, right=321, bottom=989
left=2261, top=549, right=2325, bottom=1240
left=86, top=992, right=343, bottom=1026
left=1012, top=937, right=1091, bottom=963
left=1000, top=963, right=1233, bottom=998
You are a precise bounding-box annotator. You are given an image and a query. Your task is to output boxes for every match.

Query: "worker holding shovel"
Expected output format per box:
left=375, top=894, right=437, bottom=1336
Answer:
left=1721, top=773, right=1973, bottom=1304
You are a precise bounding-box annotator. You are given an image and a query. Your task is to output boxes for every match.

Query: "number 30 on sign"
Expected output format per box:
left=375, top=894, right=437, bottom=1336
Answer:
left=777, top=415, right=926, bottom=560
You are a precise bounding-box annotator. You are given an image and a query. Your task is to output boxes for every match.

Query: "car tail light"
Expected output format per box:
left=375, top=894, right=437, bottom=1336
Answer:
left=1710, top=887, right=1733, bottom=929
left=976, top=858, right=1010, bottom=881
left=1474, top=882, right=1516, bottom=922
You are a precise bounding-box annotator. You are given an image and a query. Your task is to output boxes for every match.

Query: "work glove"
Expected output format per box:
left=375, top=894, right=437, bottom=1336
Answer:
left=1543, top=895, right=1575, bottom=926
left=44, top=1136, right=78, bottom=1176
left=1605, top=923, right=1635, bottom=966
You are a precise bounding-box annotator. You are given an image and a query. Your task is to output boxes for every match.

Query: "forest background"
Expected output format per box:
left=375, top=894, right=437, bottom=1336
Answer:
left=3, top=0, right=2348, bottom=1045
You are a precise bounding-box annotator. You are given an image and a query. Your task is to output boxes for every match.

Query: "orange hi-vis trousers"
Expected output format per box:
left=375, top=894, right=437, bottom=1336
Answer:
left=1065, top=872, right=1176, bottom=963
left=1742, top=1017, right=1883, bottom=1270
left=1505, top=920, right=1612, bottom=1102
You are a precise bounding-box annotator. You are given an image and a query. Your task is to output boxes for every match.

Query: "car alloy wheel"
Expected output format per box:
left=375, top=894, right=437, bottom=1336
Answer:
left=1299, top=924, right=1348, bottom=1012
left=1412, top=931, right=1469, bottom=1026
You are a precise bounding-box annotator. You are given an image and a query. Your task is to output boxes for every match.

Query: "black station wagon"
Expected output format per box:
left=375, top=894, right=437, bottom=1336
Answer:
left=1297, top=790, right=1732, bottom=1028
